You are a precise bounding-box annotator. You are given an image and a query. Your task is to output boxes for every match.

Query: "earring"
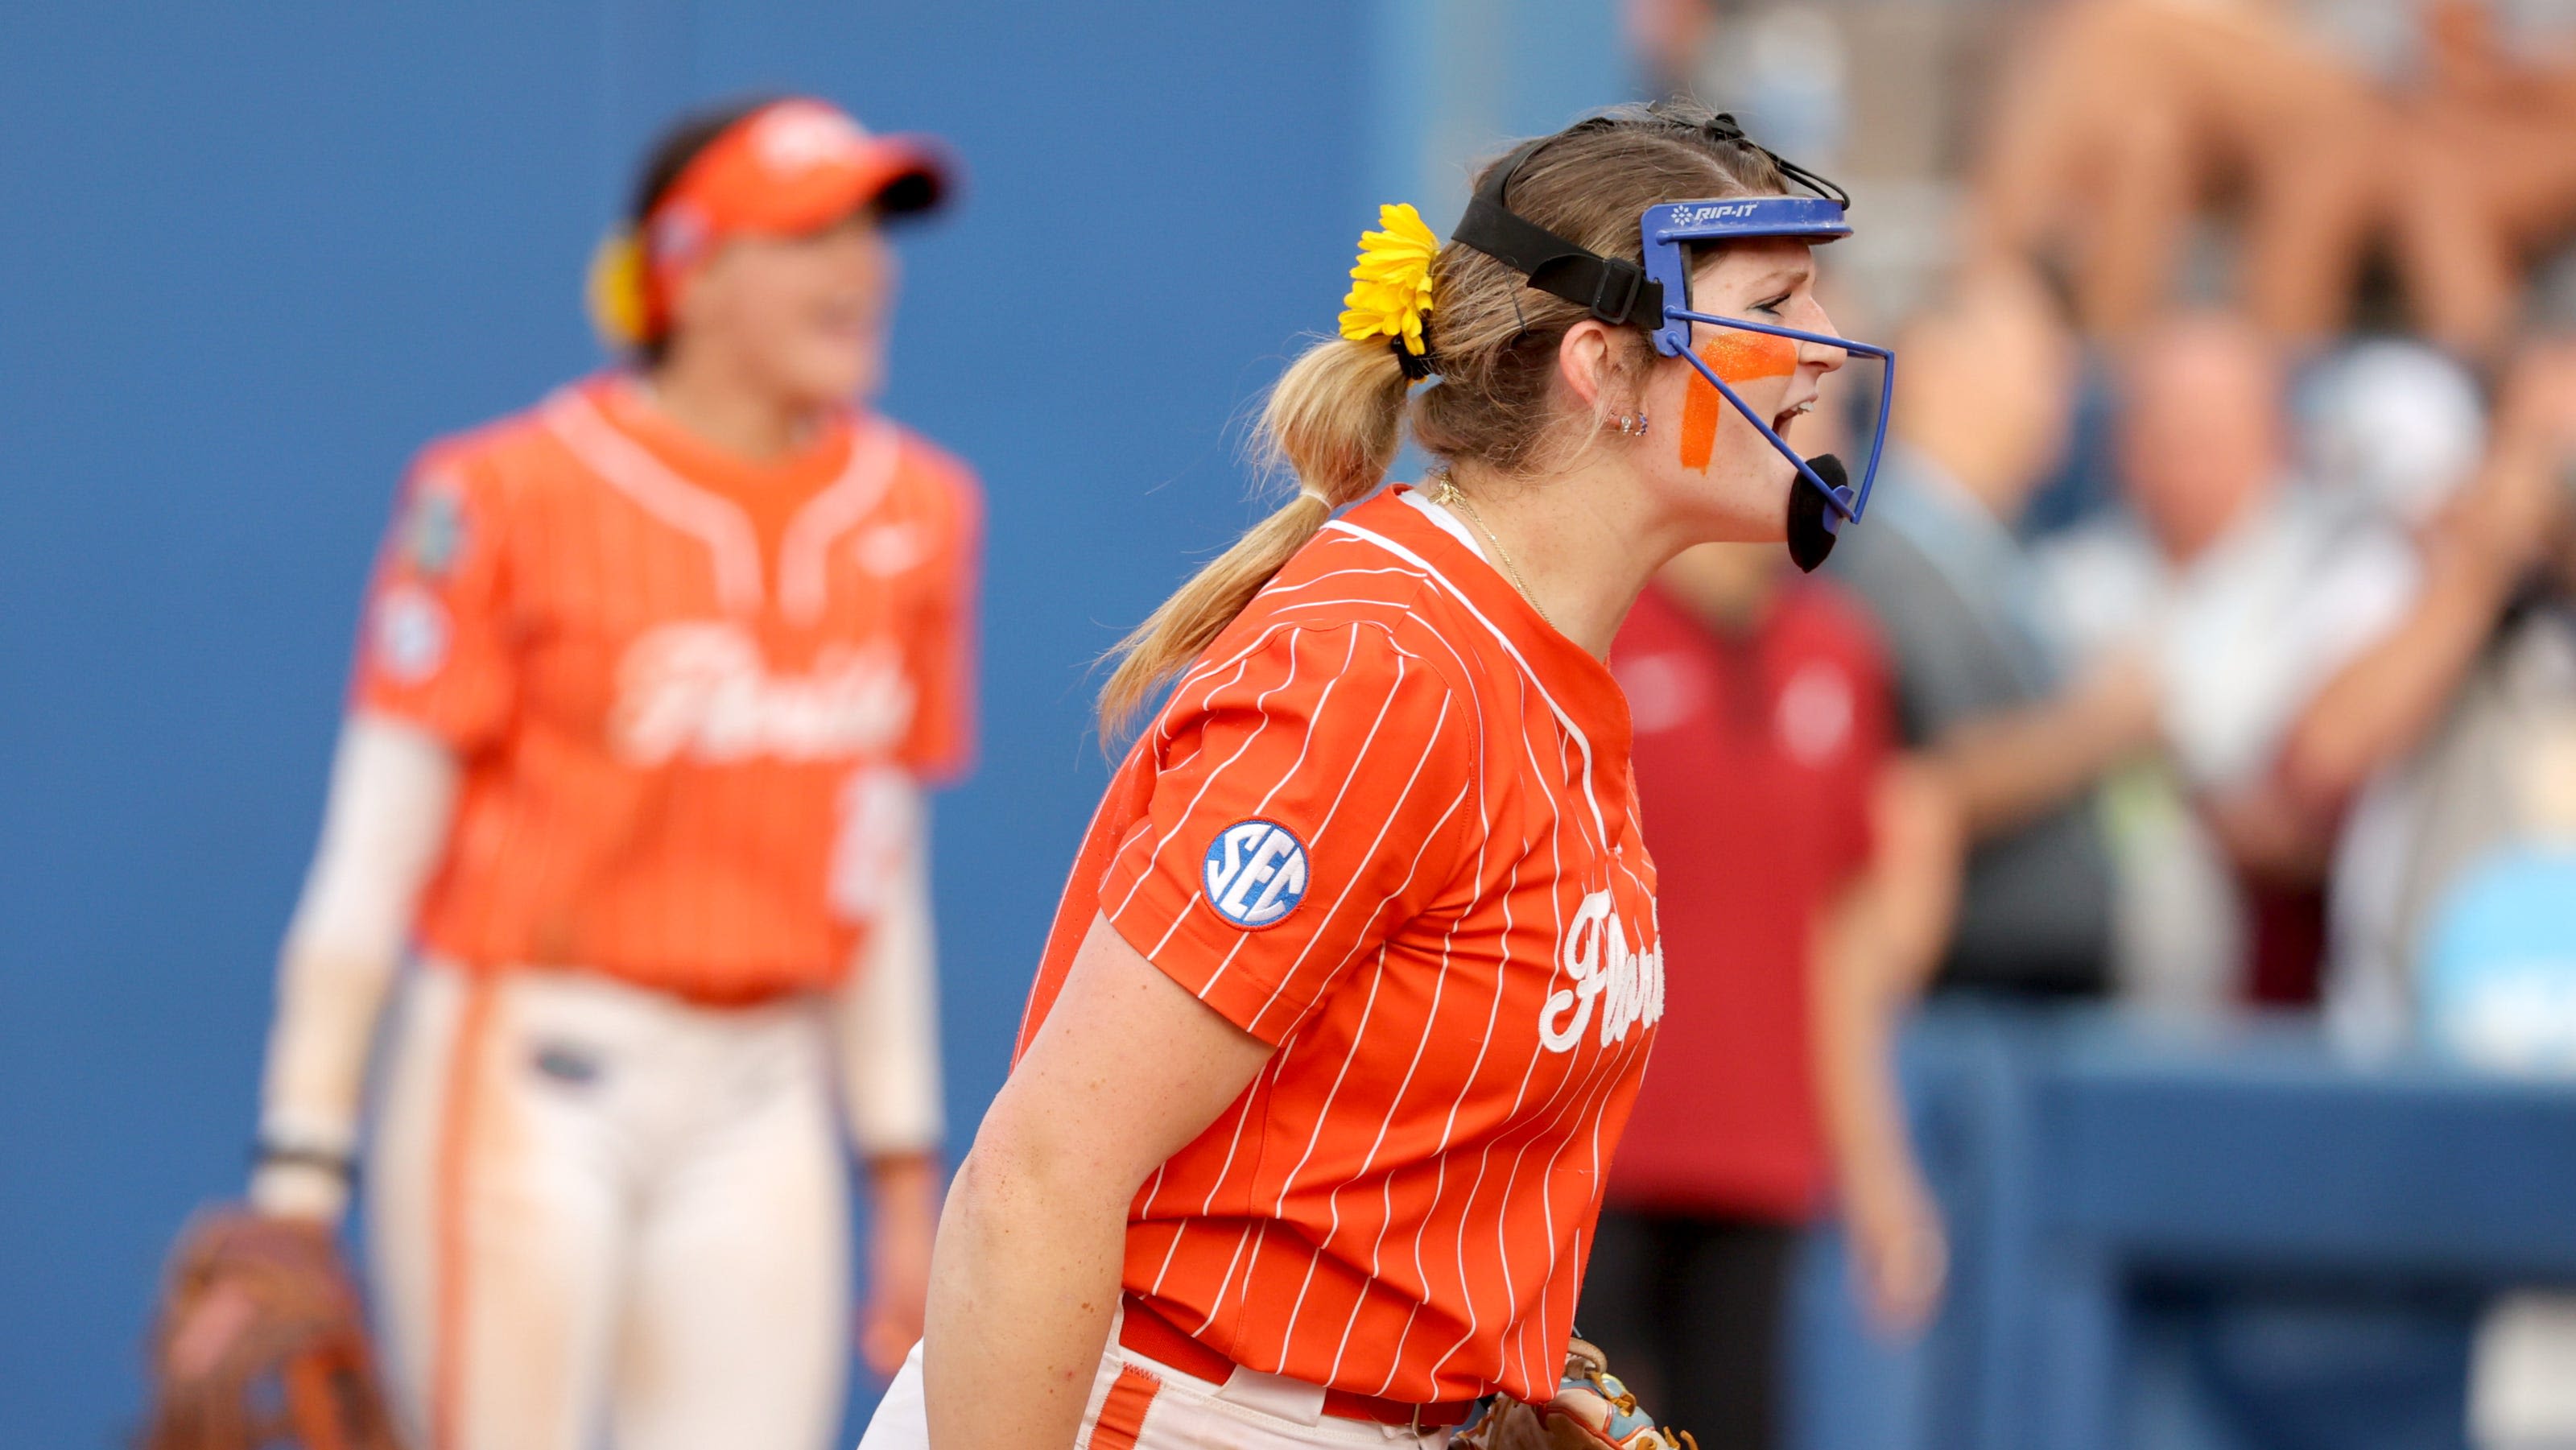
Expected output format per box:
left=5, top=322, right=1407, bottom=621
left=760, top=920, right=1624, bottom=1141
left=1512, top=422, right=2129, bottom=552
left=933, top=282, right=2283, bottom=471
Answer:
left=1613, top=411, right=1650, bottom=437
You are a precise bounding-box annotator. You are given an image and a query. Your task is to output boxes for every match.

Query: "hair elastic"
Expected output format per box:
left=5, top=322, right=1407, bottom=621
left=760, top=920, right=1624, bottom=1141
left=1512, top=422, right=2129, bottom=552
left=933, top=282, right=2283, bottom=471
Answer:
left=1391, top=336, right=1435, bottom=381
left=1298, top=487, right=1333, bottom=509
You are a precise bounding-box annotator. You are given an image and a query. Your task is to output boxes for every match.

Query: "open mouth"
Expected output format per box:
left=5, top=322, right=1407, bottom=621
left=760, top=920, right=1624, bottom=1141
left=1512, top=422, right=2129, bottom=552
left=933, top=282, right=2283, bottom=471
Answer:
left=1771, top=399, right=1814, bottom=435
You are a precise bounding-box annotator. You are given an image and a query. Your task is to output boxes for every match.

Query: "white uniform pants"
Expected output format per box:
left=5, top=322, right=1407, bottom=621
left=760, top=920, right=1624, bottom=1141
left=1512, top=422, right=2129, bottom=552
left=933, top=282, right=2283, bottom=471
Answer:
left=367, top=960, right=849, bottom=1450
left=857, top=1307, right=1453, bottom=1450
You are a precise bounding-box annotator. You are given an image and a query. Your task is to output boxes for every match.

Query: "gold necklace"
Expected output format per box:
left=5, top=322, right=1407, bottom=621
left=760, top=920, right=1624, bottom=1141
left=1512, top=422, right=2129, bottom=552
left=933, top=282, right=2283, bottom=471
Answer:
left=1430, top=471, right=1553, bottom=629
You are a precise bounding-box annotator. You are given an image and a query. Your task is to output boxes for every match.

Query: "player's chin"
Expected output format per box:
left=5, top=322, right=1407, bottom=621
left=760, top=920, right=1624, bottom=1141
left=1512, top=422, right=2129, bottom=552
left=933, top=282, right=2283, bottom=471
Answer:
left=1673, top=468, right=1791, bottom=546
left=778, top=344, right=877, bottom=406
left=1733, top=453, right=1802, bottom=543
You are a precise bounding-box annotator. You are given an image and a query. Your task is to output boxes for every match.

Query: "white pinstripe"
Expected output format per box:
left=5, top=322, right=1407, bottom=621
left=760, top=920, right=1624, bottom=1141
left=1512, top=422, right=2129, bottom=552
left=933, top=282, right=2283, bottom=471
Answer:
left=1170, top=631, right=1400, bottom=994
left=1404, top=668, right=1585, bottom=1396
left=1478, top=721, right=1642, bottom=1339
left=1191, top=1220, right=1261, bottom=1341
left=1262, top=562, right=1436, bottom=598
left=1270, top=779, right=1476, bottom=1327
left=1477, top=997, right=1632, bottom=1386
left=1260, top=764, right=1473, bottom=1357
left=1175, top=655, right=1437, bottom=1337
left=1260, top=943, right=1397, bottom=1350
left=777, top=419, right=899, bottom=622
left=543, top=390, right=765, bottom=614
left=1259, top=699, right=1465, bottom=1216
left=1222, top=663, right=1445, bottom=1033
left=1136, top=618, right=1459, bottom=1303
left=1144, top=631, right=1368, bottom=1242
left=1058, top=499, right=1657, bottom=1404
left=1101, top=636, right=1302, bottom=925
left=1322, top=522, right=1608, bottom=848
left=1138, top=630, right=1374, bottom=973
left=1331, top=905, right=1506, bottom=1386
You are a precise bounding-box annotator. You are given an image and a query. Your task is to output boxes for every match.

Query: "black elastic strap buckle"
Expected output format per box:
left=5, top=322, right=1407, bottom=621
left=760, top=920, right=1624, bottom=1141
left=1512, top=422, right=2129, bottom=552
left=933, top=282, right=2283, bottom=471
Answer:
left=1587, top=261, right=1645, bottom=326
left=1448, top=110, right=1852, bottom=334
left=1516, top=246, right=1657, bottom=328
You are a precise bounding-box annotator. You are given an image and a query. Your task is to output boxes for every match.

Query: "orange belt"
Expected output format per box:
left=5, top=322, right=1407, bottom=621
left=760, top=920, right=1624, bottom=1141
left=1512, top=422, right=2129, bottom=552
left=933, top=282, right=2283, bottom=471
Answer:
left=1117, top=1294, right=1479, bottom=1431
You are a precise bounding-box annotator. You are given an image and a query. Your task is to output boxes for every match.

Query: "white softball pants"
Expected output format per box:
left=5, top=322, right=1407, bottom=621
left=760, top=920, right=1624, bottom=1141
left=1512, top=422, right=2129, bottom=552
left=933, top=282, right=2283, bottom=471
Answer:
left=856, top=1307, right=1453, bottom=1450
left=366, top=959, right=850, bottom=1450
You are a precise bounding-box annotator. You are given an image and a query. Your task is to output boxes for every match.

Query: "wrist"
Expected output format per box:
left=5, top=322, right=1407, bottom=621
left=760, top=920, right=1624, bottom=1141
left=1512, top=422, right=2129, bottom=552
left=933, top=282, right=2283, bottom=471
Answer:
left=248, top=1158, right=351, bottom=1222
left=1835, top=1134, right=1925, bottom=1196
left=867, top=1151, right=943, bottom=1210
left=2421, top=527, right=2527, bottom=627
left=2432, top=459, right=2550, bottom=583
left=247, top=1127, right=357, bottom=1222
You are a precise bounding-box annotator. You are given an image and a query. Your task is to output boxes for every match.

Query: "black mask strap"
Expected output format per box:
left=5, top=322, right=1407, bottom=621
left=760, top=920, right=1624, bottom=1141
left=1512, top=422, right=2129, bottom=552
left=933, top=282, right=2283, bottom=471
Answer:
left=1451, top=112, right=1853, bottom=334
left=1696, top=112, right=1850, bottom=207
left=1451, top=135, right=1664, bottom=328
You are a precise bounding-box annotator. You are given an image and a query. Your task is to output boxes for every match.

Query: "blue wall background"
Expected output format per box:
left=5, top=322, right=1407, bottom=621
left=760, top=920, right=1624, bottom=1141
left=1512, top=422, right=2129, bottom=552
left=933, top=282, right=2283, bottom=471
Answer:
left=0, top=2, right=1368, bottom=1441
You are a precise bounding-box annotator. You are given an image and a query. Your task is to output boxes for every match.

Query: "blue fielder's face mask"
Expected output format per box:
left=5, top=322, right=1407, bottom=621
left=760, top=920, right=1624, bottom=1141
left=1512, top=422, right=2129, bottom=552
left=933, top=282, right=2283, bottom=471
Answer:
left=1451, top=117, right=1896, bottom=571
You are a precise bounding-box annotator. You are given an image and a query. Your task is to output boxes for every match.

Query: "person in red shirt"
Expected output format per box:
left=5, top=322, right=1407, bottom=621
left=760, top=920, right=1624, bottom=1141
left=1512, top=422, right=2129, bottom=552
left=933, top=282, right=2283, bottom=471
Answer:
left=858, top=101, right=1903, bottom=1450
left=1579, top=541, right=1955, bottom=1448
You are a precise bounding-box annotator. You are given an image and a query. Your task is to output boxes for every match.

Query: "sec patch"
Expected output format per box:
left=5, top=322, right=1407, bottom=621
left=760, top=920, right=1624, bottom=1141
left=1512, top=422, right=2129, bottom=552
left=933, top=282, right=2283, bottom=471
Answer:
left=1203, top=819, right=1310, bottom=929
left=372, top=584, right=450, bottom=684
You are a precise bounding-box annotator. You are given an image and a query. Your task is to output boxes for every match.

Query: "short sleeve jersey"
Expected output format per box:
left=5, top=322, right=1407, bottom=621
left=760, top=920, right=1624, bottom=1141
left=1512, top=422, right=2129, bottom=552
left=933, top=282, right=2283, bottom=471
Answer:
left=1017, top=486, right=1666, bottom=1405
left=351, top=375, right=980, bottom=1001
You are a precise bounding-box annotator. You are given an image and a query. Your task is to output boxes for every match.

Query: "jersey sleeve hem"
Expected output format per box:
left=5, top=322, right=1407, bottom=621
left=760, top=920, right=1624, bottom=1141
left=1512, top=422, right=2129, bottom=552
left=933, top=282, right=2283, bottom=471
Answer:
left=1102, top=886, right=1315, bottom=1047
left=1092, top=617, right=1475, bottom=1047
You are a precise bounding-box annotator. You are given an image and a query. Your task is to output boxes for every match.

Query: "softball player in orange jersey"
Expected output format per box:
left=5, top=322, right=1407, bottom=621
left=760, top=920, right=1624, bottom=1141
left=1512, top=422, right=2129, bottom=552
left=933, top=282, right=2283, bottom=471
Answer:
left=862, top=101, right=1897, bottom=1450
left=243, top=97, right=978, bottom=1450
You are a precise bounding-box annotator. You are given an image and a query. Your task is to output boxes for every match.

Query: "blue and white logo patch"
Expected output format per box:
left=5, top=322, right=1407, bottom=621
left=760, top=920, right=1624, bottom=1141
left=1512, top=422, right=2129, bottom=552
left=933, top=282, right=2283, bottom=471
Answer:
left=372, top=584, right=450, bottom=684
left=1202, top=818, right=1310, bottom=930
left=403, top=485, right=468, bottom=577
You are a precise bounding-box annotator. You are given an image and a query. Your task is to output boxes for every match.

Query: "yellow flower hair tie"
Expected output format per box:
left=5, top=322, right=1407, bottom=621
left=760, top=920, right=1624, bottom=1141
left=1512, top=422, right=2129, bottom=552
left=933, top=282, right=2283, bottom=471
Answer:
left=585, top=227, right=652, bottom=350
left=1339, top=203, right=1439, bottom=378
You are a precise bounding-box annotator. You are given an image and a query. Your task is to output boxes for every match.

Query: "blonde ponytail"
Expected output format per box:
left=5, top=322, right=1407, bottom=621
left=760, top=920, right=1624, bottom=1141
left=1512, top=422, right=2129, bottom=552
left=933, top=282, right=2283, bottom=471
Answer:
left=1097, top=337, right=1410, bottom=738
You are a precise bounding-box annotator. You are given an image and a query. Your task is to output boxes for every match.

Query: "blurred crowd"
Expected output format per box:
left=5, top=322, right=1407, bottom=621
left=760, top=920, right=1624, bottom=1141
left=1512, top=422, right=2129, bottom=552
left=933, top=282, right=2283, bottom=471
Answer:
left=1587, top=1, right=2576, bottom=1445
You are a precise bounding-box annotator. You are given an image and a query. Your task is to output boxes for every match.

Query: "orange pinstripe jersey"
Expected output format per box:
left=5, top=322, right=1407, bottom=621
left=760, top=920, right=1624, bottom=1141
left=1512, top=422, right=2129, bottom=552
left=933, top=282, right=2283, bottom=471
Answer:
left=1018, top=485, right=1665, bottom=1405
left=352, top=375, right=979, bottom=1002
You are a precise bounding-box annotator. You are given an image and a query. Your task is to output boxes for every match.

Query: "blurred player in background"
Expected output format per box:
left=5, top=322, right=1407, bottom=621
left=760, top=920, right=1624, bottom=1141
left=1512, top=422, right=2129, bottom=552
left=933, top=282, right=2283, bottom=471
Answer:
left=239, top=96, right=979, bottom=1450
left=865, top=101, right=1897, bottom=1450
left=1582, top=535, right=1957, bottom=1450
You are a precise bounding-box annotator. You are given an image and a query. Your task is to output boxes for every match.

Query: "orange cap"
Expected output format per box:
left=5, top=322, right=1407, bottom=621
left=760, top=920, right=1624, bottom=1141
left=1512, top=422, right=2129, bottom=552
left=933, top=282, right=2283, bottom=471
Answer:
left=639, top=97, right=951, bottom=335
